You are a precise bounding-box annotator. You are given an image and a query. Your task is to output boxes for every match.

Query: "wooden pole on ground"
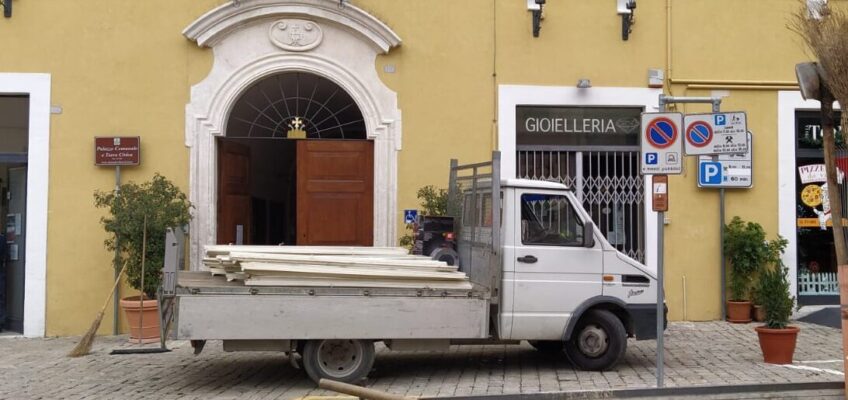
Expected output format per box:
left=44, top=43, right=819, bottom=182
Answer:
left=318, top=379, right=414, bottom=400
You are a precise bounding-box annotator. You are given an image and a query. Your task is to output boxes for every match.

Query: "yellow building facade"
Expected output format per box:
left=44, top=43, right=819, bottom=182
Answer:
left=0, top=0, right=833, bottom=336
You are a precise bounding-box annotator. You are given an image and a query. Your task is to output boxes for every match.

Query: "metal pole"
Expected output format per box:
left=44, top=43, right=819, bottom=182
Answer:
left=710, top=99, right=727, bottom=322
left=656, top=97, right=666, bottom=389
left=657, top=209, right=664, bottom=388
left=113, top=165, right=121, bottom=335
left=720, top=188, right=726, bottom=320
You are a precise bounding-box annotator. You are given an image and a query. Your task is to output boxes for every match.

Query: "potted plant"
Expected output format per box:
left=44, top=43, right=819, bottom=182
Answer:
left=754, top=236, right=796, bottom=364
left=750, top=285, right=766, bottom=322
left=95, top=174, right=191, bottom=343
left=723, top=217, right=770, bottom=323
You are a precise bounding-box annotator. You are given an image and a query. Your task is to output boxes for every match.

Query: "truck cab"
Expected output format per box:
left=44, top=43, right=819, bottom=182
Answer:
left=499, top=179, right=660, bottom=369
left=451, top=152, right=662, bottom=371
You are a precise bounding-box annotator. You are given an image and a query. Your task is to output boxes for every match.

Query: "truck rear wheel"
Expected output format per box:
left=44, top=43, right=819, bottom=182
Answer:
left=564, top=309, right=626, bottom=371
left=302, top=339, right=375, bottom=384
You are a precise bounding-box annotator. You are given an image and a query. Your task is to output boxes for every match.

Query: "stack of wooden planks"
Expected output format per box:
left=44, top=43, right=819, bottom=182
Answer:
left=203, top=245, right=471, bottom=290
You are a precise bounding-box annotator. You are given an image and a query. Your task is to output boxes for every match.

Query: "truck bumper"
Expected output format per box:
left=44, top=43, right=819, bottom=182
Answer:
left=627, top=303, right=668, bottom=340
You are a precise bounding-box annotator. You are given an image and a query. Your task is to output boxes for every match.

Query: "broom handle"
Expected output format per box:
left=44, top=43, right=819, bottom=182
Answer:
left=100, top=261, right=128, bottom=313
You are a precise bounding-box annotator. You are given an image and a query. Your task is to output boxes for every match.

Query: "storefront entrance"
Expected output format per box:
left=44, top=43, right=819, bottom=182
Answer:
left=515, top=105, right=645, bottom=262
left=217, top=72, right=374, bottom=246
left=794, top=110, right=844, bottom=305
left=0, top=95, right=29, bottom=333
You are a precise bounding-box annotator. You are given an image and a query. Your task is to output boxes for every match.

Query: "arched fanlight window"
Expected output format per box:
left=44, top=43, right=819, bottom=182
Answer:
left=227, top=72, right=366, bottom=139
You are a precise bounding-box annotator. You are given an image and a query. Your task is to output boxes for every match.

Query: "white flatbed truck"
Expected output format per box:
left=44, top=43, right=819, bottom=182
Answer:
left=160, top=152, right=664, bottom=383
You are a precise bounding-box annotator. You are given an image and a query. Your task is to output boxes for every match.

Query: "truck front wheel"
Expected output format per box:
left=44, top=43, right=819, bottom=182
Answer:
left=564, top=309, right=627, bottom=371
left=302, top=339, right=375, bottom=384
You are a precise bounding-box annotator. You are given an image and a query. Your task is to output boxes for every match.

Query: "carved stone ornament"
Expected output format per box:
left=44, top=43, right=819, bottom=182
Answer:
left=269, top=19, right=323, bottom=51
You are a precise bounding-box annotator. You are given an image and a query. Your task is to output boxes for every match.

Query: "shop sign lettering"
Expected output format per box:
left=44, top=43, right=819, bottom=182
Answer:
left=516, top=106, right=642, bottom=147
left=798, top=164, right=827, bottom=184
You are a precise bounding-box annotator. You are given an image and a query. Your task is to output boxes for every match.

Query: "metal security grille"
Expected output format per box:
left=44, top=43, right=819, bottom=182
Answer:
left=517, top=149, right=645, bottom=262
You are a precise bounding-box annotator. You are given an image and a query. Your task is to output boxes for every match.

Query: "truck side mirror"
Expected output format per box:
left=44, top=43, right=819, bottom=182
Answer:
left=583, top=221, right=595, bottom=248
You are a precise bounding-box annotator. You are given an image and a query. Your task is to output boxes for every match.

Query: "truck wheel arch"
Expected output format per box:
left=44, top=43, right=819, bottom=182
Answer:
left=563, top=296, right=633, bottom=340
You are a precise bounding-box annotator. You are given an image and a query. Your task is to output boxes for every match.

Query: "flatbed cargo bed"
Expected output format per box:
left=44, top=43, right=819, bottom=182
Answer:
left=174, top=272, right=491, bottom=340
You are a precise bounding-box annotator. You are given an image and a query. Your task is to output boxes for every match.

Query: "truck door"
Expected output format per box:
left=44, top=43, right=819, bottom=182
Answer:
left=507, top=190, right=603, bottom=340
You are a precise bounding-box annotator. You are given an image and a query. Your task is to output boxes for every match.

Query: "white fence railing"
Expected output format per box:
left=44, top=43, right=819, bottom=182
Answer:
left=798, top=271, right=839, bottom=295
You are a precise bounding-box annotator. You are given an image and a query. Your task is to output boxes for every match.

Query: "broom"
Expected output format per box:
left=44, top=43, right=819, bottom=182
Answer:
left=68, top=260, right=129, bottom=357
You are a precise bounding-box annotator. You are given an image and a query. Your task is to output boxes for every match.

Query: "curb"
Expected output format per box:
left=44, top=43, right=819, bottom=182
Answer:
left=424, top=381, right=844, bottom=399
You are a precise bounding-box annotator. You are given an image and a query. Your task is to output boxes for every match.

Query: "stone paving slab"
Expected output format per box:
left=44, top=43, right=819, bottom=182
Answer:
left=0, top=321, right=842, bottom=399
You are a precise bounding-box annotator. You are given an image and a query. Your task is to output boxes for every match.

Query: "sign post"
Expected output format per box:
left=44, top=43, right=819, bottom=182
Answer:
left=640, top=109, right=684, bottom=389
left=95, top=136, right=141, bottom=334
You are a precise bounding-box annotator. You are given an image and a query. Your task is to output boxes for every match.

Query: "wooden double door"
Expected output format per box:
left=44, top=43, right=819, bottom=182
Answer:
left=217, top=140, right=374, bottom=246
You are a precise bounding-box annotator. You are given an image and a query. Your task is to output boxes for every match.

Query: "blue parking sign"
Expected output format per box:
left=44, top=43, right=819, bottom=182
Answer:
left=699, top=162, right=722, bottom=185
left=645, top=152, right=658, bottom=165
left=714, top=114, right=726, bottom=126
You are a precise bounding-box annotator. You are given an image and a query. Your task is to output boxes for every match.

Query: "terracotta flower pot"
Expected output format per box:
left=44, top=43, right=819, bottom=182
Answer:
left=753, top=305, right=766, bottom=322
left=120, top=296, right=160, bottom=344
left=726, top=300, right=752, bottom=323
left=755, top=325, right=800, bottom=364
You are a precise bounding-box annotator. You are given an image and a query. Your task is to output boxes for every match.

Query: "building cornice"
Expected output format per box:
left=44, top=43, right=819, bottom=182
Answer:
left=183, top=0, right=401, bottom=53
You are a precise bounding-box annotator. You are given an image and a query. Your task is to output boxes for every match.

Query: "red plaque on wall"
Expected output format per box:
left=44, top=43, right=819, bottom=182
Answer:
left=95, top=136, right=140, bottom=166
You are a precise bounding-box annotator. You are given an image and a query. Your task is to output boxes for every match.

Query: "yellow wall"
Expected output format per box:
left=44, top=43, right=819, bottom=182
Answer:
left=0, top=0, right=821, bottom=334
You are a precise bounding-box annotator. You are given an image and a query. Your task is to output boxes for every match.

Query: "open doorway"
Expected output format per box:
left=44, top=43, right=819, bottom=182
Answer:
left=0, top=95, right=28, bottom=334
left=217, top=72, right=373, bottom=246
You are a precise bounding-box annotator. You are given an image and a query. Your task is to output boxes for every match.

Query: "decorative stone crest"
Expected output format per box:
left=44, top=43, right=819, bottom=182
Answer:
left=270, top=19, right=323, bottom=51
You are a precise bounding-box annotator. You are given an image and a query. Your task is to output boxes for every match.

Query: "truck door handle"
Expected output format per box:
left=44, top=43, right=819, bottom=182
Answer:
left=517, top=255, right=538, bottom=263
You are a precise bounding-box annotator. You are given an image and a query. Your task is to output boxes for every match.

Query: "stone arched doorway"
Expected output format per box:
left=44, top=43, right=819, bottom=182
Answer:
left=183, top=0, right=401, bottom=264
left=218, top=71, right=373, bottom=246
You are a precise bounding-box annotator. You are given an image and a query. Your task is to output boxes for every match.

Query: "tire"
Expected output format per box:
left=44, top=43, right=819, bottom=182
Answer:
left=302, top=339, right=375, bottom=384
left=564, top=309, right=627, bottom=371
left=529, top=340, right=565, bottom=355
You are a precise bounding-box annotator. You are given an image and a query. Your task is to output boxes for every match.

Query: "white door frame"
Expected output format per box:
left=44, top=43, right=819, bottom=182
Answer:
left=498, top=85, right=662, bottom=274
left=778, top=91, right=841, bottom=298
left=183, top=0, right=402, bottom=264
left=0, top=73, right=51, bottom=337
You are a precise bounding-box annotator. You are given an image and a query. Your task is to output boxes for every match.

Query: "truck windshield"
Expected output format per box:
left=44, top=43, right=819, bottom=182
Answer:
left=520, top=193, right=584, bottom=246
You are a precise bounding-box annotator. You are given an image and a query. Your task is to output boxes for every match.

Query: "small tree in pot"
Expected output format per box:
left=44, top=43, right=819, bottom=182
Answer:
left=94, top=174, right=191, bottom=342
left=723, top=217, right=769, bottom=323
left=754, top=236, right=796, bottom=364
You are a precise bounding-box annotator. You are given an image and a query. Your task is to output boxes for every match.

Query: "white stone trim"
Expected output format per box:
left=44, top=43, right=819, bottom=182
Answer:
left=0, top=73, right=51, bottom=337
left=185, top=1, right=401, bottom=265
left=777, top=91, right=841, bottom=299
left=183, top=0, right=401, bottom=52
left=498, top=85, right=662, bottom=274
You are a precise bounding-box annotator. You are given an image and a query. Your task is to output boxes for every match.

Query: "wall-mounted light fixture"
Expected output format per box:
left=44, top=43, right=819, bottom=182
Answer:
left=530, top=0, right=545, bottom=38
left=617, top=0, right=636, bottom=41
left=577, top=79, right=592, bottom=89
left=1, top=0, right=12, bottom=18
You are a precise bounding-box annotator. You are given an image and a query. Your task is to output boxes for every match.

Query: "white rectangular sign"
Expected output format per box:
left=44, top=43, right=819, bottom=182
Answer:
left=697, top=132, right=753, bottom=188
left=683, top=112, right=748, bottom=155
left=640, top=112, right=683, bottom=175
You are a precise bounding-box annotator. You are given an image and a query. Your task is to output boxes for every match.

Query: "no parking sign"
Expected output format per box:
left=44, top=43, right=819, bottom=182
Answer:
left=640, top=112, right=683, bottom=175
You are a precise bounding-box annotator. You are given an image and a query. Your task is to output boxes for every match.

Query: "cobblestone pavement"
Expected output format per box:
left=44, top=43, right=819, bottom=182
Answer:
left=0, top=321, right=842, bottom=399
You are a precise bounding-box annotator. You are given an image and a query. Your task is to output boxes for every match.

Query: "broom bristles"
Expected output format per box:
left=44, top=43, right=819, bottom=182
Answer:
left=67, top=310, right=105, bottom=357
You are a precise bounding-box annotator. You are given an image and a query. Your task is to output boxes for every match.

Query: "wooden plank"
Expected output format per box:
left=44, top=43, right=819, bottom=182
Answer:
left=228, top=252, right=454, bottom=271
left=204, top=245, right=408, bottom=256
left=244, top=275, right=473, bottom=290
left=240, top=262, right=467, bottom=281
